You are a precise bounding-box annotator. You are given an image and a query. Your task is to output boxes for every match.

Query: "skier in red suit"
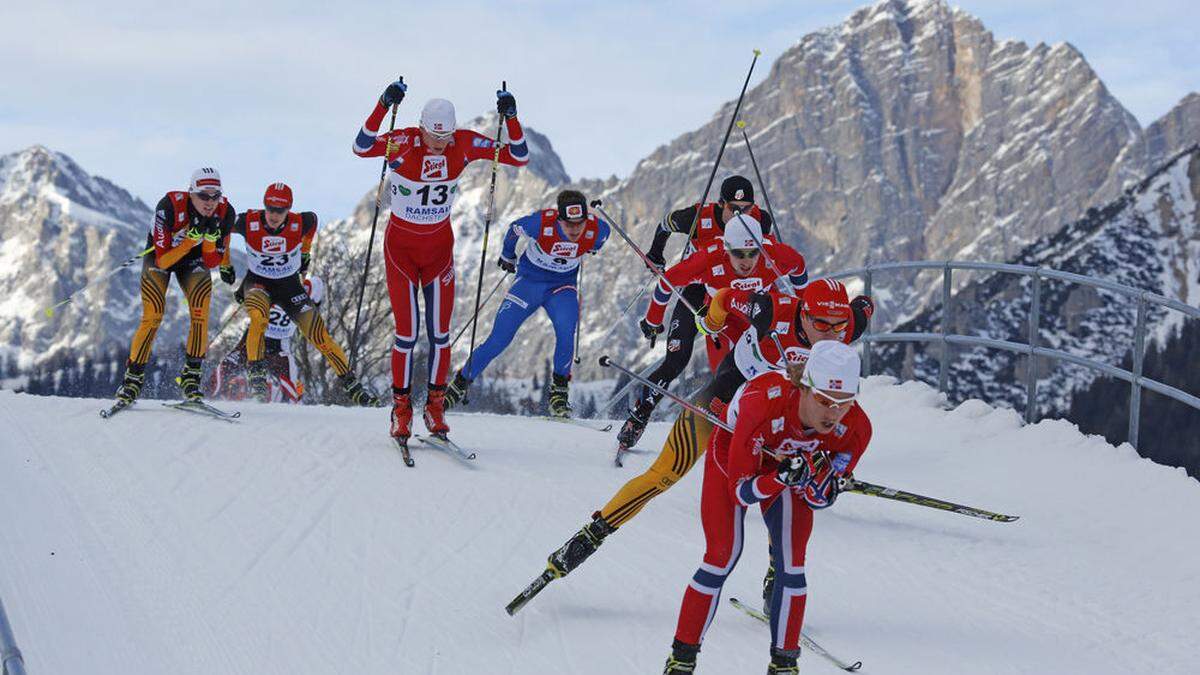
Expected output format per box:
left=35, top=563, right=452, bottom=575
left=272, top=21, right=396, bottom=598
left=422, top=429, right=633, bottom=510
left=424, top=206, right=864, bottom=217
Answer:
left=663, top=340, right=872, bottom=675
left=353, top=79, right=529, bottom=441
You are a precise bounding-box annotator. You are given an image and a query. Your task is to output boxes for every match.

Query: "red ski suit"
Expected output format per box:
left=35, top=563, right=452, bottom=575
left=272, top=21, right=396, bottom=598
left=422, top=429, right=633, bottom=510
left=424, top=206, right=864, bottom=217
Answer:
left=673, top=370, right=871, bottom=653
left=353, top=100, right=529, bottom=392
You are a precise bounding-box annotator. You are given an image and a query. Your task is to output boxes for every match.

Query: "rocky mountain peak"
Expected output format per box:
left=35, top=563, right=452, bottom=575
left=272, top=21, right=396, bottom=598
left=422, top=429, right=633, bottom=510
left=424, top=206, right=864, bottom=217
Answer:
left=0, top=145, right=151, bottom=231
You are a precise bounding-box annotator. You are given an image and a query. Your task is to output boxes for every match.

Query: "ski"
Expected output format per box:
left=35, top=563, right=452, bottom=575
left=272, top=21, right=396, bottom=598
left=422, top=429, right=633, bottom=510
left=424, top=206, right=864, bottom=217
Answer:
left=162, top=400, right=241, bottom=423
left=99, top=400, right=134, bottom=419
left=538, top=416, right=613, bottom=433
left=843, top=478, right=1019, bottom=522
left=505, top=568, right=557, bottom=616
left=729, top=598, right=863, bottom=672
left=393, top=437, right=416, bottom=467
left=413, top=433, right=477, bottom=462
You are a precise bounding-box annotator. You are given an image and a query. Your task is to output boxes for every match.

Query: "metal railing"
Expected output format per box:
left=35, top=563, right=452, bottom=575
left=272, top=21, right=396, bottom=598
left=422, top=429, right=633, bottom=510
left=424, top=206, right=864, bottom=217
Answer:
left=0, top=596, right=26, bottom=675
left=826, top=261, right=1200, bottom=448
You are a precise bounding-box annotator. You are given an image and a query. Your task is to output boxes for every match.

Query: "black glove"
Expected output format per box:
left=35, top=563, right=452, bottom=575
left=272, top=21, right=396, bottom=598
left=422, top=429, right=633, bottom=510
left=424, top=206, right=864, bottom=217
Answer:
left=497, top=256, right=516, bottom=274
left=496, top=89, right=517, bottom=118
left=645, top=248, right=665, bottom=271
left=234, top=283, right=245, bottom=305
left=380, top=78, right=407, bottom=107
left=639, top=318, right=664, bottom=348
left=851, top=295, right=874, bottom=321
left=748, top=291, right=774, bottom=334
left=219, top=265, right=236, bottom=285
left=776, top=457, right=811, bottom=487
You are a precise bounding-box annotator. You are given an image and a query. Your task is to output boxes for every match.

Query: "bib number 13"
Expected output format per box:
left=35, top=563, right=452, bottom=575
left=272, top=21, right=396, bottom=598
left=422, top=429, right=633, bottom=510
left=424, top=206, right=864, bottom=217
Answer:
left=416, top=185, right=448, bottom=206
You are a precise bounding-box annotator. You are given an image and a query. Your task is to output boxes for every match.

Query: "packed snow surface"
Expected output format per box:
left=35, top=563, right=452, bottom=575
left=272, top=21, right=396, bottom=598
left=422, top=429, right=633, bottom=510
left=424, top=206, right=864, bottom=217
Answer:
left=2, top=377, right=1198, bottom=674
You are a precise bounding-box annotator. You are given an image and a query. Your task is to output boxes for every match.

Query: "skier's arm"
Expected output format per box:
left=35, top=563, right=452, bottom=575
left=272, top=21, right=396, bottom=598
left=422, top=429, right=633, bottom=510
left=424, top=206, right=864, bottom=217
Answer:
left=590, top=218, right=611, bottom=254
left=501, top=213, right=538, bottom=264
left=462, top=126, right=529, bottom=168
left=727, top=391, right=788, bottom=507
left=644, top=253, right=705, bottom=326
left=774, top=243, right=808, bottom=289
left=646, top=205, right=698, bottom=267
left=299, top=212, right=319, bottom=273
left=846, top=295, right=874, bottom=343
left=352, top=99, right=394, bottom=158
left=153, top=196, right=198, bottom=269
left=200, top=203, right=234, bottom=269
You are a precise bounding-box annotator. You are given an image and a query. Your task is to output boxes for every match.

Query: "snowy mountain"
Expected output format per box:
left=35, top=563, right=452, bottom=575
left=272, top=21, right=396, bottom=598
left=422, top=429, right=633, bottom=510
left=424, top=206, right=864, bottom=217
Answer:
left=3, top=381, right=1199, bottom=673
left=873, top=145, right=1199, bottom=434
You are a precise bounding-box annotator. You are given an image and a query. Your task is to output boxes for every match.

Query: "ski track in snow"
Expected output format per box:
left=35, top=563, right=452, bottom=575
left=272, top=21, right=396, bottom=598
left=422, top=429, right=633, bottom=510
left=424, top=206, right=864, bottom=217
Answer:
left=2, top=378, right=1200, bottom=674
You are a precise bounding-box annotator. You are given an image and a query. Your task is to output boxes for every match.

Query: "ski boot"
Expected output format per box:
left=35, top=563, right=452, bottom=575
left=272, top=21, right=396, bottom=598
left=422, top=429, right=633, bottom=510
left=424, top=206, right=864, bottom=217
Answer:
left=616, top=395, right=659, bottom=449
left=663, top=640, right=700, bottom=674
left=340, top=373, right=380, bottom=407
left=766, top=648, right=800, bottom=674
left=548, top=373, right=571, bottom=418
left=547, top=513, right=615, bottom=578
left=178, top=358, right=204, bottom=401
left=423, top=385, right=450, bottom=436
left=247, top=361, right=270, bottom=402
left=762, top=559, right=776, bottom=618
left=115, top=364, right=145, bottom=405
left=390, top=392, right=413, bottom=439
left=444, top=370, right=471, bottom=409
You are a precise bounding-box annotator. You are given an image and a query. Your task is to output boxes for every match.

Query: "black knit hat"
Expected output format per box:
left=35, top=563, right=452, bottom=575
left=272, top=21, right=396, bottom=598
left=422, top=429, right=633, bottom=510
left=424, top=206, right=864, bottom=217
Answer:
left=557, top=190, right=588, bottom=222
left=719, top=175, right=754, bottom=203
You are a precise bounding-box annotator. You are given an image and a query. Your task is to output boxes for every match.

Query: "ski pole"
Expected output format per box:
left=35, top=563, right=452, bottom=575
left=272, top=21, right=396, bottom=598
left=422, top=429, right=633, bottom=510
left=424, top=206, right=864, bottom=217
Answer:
left=732, top=209, right=799, bottom=297
left=840, top=478, right=1019, bottom=522
left=591, top=200, right=705, bottom=320
left=600, top=356, right=663, bottom=413
left=450, top=275, right=505, bottom=349
left=679, top=49, right=761, bottom=262
left=465, top=80, right=509, bottom=379
left=573, top=258, right=584, bottom=364
left=42, top=246, right=154, bottom=318
left=211, top=304, right=244, bottom=344
left=349, top=82, right=401, bottom=369
left=600, top=355, right=731, bottom=431
left=596, top=278, right=654, bottom=346
left=736, top=119, right=785, bottom=247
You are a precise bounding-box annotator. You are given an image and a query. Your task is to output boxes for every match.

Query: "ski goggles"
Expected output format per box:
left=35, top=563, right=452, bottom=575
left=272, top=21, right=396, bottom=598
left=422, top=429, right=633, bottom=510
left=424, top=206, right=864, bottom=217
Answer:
left=728, top=248, right=760, bottom=260
left=806, top=313, right=849, bottom=333
left=192, top=190, right=222, bottom=202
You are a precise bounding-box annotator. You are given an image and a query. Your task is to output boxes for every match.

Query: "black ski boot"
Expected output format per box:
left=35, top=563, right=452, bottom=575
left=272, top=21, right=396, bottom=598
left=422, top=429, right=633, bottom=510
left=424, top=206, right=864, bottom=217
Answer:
left=616, top=394, right=659, bottom=448
left=340, top=373, right=380, bottom=407
left=445, top=370, right=471, bottom=409
left=115, top=364, right=145, bottom=405
left=178, top=358, right=204, bottom=401
left=547, top=513, right=615, bottom=578
left=762, top=559, right=776, bottom=618
left=766, top=647, right=800, bottom=674
left=548, top=373, right=571, bottom=418
left=247, top=361, right=270, bottom=402
left=663, top=640, right=700, bottom=674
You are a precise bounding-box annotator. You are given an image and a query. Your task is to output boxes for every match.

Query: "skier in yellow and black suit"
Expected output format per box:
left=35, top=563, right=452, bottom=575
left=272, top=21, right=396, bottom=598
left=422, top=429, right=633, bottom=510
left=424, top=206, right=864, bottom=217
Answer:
left=113, top=167, right=235, bottom=405
left=220, top=182, right=379, bottom=406
left=538, top=279, right=875, bottom=587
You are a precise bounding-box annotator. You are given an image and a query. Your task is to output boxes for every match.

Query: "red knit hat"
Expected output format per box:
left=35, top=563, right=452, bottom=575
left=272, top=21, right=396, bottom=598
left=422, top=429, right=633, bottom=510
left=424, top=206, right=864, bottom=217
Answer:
left=264, top=182, right=293, bottom=209
left=802, top=279, right=850, bottom=319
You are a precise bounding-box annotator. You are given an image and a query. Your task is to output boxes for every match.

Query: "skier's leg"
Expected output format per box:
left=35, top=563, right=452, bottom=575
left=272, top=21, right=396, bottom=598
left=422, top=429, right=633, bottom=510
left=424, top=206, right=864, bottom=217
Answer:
left=461, top=276, right=540, bottom=381
left=421, top=245, right=455, bottom=389
left=177, top=265, right=213, bottom=360
left=543, top=282, right=579, bottom=378
left=242, top=284, right=272, bottom=362
left=600, top=383, right=716, bottom=527
left=674, top=448, right=747, bottom=646
left=764, top=490, right=813, bottom=657
left=383, top=227, right=422, bottom=395
left=127, top=261, right=170, bottom=366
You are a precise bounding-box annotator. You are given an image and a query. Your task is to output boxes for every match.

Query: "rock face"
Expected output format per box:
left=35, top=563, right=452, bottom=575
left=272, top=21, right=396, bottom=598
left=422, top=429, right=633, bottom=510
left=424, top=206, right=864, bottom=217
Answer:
left=872, top=145, right=1200, bottom=422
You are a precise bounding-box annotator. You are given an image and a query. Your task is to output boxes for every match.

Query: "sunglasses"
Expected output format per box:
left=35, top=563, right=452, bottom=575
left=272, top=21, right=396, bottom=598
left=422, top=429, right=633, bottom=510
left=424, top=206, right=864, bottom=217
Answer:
left=193, top=191, right=222, bottom=202
left=806, top=313, right=849, bottom=333
left=728, top=249, right=760, bottom=260
left=423, top=128, right=454, bottom=141
left=265, top=206, right=288, bottom=215
left=803, top=373, right=858, bottom=409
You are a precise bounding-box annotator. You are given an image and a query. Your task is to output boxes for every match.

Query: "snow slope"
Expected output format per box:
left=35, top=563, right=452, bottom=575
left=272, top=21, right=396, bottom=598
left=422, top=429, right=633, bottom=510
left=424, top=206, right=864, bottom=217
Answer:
left=1, top=378, right=1198, bottom=674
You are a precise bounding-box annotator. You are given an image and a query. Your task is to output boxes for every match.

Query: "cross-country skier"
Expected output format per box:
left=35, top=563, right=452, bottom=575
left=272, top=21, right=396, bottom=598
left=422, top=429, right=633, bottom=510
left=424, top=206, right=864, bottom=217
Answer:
left=220, top=183, right=377, bottom=405
left=353, top=79, right=529, bottom=442
left=538, top=279, right=872, bottom=599
left=662, top=340, right=872, bottom=675
left=112, top=167, right=235, bottom=406
left=444, top=190, right=609, bottom=417
left=616, top=210, right=806, bottom=452
left=206, top=276, right=326, bottom=403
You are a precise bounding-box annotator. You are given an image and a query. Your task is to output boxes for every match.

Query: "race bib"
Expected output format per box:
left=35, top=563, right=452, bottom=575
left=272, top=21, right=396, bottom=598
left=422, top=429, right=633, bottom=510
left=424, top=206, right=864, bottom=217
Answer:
left=389, top=172, right=458, bottom=225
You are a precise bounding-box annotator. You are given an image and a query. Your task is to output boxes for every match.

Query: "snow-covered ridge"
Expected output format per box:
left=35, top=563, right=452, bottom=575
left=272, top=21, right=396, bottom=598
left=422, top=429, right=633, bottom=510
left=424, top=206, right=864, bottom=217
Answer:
left=1, top=378, right=1197, bottom=674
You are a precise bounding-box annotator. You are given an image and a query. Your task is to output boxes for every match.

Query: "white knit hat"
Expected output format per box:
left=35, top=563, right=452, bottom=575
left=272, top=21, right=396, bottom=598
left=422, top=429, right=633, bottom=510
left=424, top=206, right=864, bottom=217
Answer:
left=723, top=213, right=763, bottom=250
left=420, top=99, right=456, bottom=136
left=801, top=340, right=861, bottom=395
left=189, top=167, right=221, bottom=193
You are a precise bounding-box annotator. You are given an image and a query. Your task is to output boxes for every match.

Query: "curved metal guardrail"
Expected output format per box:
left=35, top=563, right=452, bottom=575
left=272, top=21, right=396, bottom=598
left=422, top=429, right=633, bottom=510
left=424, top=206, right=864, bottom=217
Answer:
left=0, top=596, right=26, bottom=675
left=826, top=261, right=1200, bottom=448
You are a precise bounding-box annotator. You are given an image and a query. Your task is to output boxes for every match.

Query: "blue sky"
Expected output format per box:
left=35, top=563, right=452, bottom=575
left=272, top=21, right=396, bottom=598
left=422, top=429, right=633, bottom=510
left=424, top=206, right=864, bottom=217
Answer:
left=2, top=0, right=1196, bottom=220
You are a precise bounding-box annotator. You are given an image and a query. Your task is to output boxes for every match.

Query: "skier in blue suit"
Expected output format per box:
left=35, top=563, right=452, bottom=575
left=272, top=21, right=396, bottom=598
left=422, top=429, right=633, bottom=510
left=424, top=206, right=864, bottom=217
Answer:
left=445, top=190, right=610, bottom=417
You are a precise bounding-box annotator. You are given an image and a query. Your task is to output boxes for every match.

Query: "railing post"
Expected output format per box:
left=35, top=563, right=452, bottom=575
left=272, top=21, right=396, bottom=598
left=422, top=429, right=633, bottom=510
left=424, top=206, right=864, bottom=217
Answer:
left=862, top=268, right=873, bottom=376
left=0, top=596, right=27, bottom=675
left=1128, top=296, right=1148, bottom=448
left=938, top=263, right=952, bottom=392
left=1025, top=271, right=1041, bottom=423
